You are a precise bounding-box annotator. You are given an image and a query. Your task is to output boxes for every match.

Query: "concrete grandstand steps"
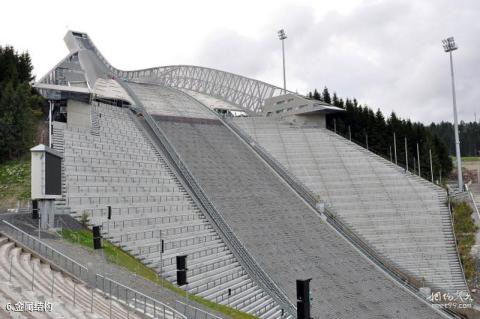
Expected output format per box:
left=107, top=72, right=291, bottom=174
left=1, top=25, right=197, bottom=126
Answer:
left=101, top=213, right=204, bottom=231
left=64, top=154, right=165, bottom=169
left=175, top=261, right=242, bottom=286
left=186, top=268, right=247, bottom=294
left=68, top=184, right=180, bottom=194
left=0, top=236, right=137, bottom=319
left=200, top=275, right=254, bottom=300
left=105, top=218, right=209, bottom=235
left=146, top=240, right=228, bottom=269
left=233, top=116, right=466, bottom=294
left=74, top=204, right=199, bottom=222
left=67, top=193, right=191, bottom=207
left=66, top=173, right=178, bottom=185
left=109, top=226, right=217, bottom=249
left=63, top=130, right=151, bottom=149
left=106, top=224, right=213, bottom=244
left=163, top=254, right=237, bottom=278
left=63, top=147, right=159, bottom=163
left=126, top=231, right=221, bottom=255
left=55, top=100, right=323, bottom=317
left=147, top=108, right=446, bottom=318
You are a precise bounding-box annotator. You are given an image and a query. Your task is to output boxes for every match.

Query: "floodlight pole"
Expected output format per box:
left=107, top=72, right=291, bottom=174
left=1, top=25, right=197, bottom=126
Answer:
left=443, top=37, right=463, bottom=191
left=278, top=29, right=287, bottom=94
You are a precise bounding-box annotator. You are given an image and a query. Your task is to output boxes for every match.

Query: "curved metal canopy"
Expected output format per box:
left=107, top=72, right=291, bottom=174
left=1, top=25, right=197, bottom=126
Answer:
left=37, top=31, right=294, bottom=113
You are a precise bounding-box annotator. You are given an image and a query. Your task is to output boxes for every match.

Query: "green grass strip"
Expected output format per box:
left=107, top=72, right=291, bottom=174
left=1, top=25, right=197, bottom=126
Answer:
left=451, top=201, right=478, bottom=283
left=61, top=229, right=258, bottom=319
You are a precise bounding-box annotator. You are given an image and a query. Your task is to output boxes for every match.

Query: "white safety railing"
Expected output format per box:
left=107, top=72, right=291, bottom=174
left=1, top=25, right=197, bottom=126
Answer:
left=1, top=220, right=187, bottom=319
left=96, top=274, right=185, bottom=319
left=1, top=220, right=88, bottom=282
left=175, top=300, right=222, bottom=319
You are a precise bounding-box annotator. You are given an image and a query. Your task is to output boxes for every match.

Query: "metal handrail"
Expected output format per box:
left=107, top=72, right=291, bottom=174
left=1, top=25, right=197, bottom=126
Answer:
left=96, top=274, right=186, bottom=319
left=465, top=184, right=480, bottom=221
left=175, top=300, right=222, bottom=319
left=327, top=127, right=446, bottom=192
left=118, top=83, right=296, bottom=317
left=1, top=220, right=88, bottom=281
left=1, top=220, right=187, bottom=319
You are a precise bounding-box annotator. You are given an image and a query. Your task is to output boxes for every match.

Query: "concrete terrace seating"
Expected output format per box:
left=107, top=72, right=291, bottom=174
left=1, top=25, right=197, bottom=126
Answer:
left=233, top=116, right=466, bottom=294
left=154, top=112, right=444, bottom=318
left=0, top=235, right=139, bottom=319
left=53, top=102, right=283, bottom=318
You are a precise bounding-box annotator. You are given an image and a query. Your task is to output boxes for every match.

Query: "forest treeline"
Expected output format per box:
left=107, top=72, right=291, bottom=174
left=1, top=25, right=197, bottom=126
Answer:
left=0, top=46, right=45, bottom=163
left=308, top=88, right=453, bottom=181
left=429, top=122, right=480, bottom=157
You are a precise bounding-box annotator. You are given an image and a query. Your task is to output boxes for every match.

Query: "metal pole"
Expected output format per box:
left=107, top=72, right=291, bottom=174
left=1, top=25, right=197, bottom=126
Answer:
left=49, top=101, right=53, bottom=148
left=413, top=157, right=416, bottom=174
left=281, top=38, right=286, bottom=94
left=417, top=143, right=421, bottom=177
left=38, top=215, right=41, bottom=239
left=9, top=256, right=13, bottom=282
left=405, top=137, right=408, bottom=172
left=31, top=262, right=35, bottom=291
left=127, top=294, right=130, bottom=319
left=185, top=284, right=189, bottom=318
left=366, top=133, right=368, bottom=150
left=393, top=132, right=398, bottom=165
left=333, top=119, right=337, bottom=133
left=73, top=282, right=76, bottom=306
left=429, top=148, right=434, bottom=183
left=91, top=288, right=94, bottom=313
left=51, top=271, right=55, bottom=297
left=348, top=126, right=351, bottom=141
left=389, top=146, right=392, bottom=162
left=160, top=237, right=163, bottom=288
left=449, top=50, right=464, bottom=190
left=102, top=240, right=106, bottom=296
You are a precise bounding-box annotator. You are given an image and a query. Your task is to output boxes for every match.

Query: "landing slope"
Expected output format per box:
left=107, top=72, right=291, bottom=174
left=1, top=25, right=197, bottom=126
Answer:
left=127, top=83, right=445, bottom=319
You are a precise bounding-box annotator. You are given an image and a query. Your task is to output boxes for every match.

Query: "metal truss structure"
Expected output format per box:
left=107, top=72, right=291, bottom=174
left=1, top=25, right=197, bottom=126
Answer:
left=37, top=31, right=292, bottom=113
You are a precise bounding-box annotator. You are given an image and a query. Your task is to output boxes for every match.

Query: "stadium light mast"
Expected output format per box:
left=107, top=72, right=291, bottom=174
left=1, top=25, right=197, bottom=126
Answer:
left=442, top=36, right=463, bottom=191
left=278, top=29, right=287, bottom=94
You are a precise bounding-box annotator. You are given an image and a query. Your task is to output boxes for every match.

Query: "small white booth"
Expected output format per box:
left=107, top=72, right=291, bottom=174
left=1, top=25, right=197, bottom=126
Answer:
left=31, top=144, right=63, bottom=228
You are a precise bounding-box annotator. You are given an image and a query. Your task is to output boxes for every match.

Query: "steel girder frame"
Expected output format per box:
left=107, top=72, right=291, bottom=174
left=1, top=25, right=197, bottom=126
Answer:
left=37, top=51, right=81, bottom=87
left=82, top=34, right=289, bottom=113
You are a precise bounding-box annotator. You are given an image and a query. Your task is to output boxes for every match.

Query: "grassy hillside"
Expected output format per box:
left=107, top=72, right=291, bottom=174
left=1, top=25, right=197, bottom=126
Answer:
left=0, top=159, right=30, bottom=209
left=452, top=201, right=477, bottom=283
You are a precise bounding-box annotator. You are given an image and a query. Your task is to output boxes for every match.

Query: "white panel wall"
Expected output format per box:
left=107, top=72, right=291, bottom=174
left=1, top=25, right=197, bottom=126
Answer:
left=67, top=100, right=91, bottom=129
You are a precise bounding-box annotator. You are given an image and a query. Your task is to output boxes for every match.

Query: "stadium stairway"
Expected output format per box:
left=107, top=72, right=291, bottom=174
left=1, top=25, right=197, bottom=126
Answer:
left=232, top=116, right=467, bottom=294
left=52, top=102, right=285, bottom=318
left=0, top=235, right=140, bottom=318
left=126, top=83, right=448, bottom=319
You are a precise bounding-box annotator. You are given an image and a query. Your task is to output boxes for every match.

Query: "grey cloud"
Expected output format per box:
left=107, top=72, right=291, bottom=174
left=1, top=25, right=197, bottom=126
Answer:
left=193, top=0, right=480, bottom=123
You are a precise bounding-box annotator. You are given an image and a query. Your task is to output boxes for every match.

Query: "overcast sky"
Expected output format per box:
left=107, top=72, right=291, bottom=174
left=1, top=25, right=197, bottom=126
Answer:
left=1, top=0, right=478, bottom=123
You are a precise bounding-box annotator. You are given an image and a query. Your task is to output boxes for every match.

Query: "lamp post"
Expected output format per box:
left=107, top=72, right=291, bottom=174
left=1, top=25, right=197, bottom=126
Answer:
left=443, top=37, right=463, bottom=191
left=278, top=29, right=287, bottom=94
